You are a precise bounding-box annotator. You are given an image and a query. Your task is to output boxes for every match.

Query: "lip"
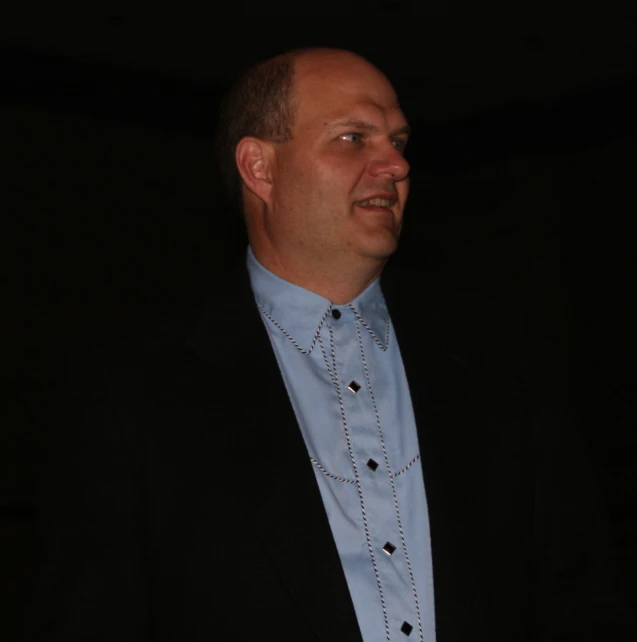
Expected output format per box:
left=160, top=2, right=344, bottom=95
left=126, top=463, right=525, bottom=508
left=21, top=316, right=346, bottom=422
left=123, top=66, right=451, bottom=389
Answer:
left=354, top=192, right=398, bottom=207
left=354, top=203, right=394, bottom=215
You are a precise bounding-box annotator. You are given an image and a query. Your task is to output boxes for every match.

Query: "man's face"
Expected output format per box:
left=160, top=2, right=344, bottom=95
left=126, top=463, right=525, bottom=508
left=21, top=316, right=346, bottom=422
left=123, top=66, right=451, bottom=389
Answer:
left=267, top=52, right=410, bottom=269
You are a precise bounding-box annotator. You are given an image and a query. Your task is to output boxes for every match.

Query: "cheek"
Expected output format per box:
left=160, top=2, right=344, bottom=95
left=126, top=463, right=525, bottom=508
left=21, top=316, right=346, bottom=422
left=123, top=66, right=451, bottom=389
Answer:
left=316, top=152, right=361, bottom=180
left=280, top=152, right=363, bottom=209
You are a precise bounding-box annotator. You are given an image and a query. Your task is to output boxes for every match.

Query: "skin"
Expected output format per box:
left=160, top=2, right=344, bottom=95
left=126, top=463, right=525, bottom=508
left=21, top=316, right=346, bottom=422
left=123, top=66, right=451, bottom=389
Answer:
left=236, top=48, right=411, bottom=304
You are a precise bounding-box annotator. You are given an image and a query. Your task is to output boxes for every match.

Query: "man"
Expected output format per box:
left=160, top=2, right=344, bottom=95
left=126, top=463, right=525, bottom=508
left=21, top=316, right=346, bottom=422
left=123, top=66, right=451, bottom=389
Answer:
left=29, top=48, right=632, bottom=641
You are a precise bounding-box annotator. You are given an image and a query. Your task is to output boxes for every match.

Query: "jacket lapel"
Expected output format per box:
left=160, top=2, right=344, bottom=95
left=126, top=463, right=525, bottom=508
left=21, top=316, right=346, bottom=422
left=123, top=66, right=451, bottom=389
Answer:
left=188, top=260, right=362, bottom=641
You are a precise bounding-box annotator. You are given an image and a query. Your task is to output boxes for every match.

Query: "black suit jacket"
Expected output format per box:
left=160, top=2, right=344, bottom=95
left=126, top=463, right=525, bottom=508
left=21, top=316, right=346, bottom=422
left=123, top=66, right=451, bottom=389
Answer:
left=28, top=259, right=633, bottom=641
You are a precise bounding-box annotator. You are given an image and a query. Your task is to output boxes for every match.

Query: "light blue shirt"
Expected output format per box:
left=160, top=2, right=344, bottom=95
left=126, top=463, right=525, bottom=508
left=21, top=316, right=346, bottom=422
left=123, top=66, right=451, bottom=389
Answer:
left=247, top=247, right=436, bottom=642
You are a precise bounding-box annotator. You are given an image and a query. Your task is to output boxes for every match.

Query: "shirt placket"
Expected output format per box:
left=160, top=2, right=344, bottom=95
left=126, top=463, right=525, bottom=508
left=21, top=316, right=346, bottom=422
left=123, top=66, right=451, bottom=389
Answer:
left=328, top=307, right=421, bottom=641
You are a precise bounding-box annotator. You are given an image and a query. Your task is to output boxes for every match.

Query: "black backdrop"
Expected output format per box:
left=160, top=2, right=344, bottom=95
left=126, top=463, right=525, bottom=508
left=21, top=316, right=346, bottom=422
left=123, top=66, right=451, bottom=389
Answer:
left=2, top=22, right=637, bottom=639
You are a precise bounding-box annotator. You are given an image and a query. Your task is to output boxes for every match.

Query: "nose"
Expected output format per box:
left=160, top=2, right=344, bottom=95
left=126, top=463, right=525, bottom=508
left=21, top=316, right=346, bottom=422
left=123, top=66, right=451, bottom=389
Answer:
left=368, top=142, right=410, bottom=182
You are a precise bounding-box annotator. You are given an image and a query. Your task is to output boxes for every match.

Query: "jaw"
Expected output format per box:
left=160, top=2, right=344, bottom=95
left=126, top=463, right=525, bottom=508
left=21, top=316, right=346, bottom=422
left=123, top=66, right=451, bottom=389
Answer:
left=349, top=212, right=402, bottom=262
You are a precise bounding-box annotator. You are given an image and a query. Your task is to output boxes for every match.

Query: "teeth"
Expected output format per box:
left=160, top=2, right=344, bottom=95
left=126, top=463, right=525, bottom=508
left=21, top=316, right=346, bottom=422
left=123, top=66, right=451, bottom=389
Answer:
left=359, top=198, right=392, bottom=207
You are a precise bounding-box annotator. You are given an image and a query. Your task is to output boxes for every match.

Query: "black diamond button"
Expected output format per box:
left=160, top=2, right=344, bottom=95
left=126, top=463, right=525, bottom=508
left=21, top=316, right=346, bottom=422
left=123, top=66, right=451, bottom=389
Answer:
left=382, top=542, right=396, bottom=556
left=331, top=309, right=341, bottom=319
left=401, top=621, right=413, bottom=636
left=347, top=381, right=361, bottom=393
left=366, top=459, right=379, bottom=471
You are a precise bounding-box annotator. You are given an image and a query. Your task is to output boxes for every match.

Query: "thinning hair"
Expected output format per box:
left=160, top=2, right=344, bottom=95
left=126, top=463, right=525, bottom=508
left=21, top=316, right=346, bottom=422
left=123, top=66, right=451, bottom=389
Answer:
left=215, top=52, right=299, bottom=215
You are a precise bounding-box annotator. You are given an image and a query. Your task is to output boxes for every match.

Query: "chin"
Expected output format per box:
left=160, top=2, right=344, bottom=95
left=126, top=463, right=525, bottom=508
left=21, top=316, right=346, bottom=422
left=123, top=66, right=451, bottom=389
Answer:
left=349, top=217, right=401, bottom=260
left=359, top=236, right=400, bottom=262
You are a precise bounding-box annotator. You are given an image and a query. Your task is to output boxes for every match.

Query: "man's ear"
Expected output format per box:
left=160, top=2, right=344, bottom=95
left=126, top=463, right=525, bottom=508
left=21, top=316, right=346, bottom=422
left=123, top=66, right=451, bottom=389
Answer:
left=235, top=137, right=274, bottom=204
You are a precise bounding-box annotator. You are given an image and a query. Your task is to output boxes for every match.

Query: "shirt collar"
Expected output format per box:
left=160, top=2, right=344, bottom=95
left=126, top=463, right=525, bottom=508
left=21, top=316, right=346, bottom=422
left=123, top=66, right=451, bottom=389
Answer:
left=246, top=246, right=390, bottom=353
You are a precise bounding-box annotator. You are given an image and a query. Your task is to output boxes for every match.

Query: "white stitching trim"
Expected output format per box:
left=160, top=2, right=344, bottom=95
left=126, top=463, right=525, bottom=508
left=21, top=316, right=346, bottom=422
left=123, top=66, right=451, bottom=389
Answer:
left=356, top=321, right=424, bottom=641
left=348, top=304, right=390, bottom=351
left=258, top=301, right=390, bottom=353
left=310, top=458, right=356, bottom=484
left=257, top=303, right=332, bottom=355
left=319, top=328, right=392, bottom=641
left=391, top=454, right=421, bottom=479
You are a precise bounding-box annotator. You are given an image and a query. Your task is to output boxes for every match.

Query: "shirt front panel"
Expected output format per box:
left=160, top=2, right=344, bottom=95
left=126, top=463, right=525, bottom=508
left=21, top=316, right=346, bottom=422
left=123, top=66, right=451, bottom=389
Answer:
left=247, top=247, right=436, bottom=642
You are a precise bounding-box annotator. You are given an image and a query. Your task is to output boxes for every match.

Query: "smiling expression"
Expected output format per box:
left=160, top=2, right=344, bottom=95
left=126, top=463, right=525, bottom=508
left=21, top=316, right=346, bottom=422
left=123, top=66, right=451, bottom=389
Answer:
left=265, top=50, right=411, bottom=271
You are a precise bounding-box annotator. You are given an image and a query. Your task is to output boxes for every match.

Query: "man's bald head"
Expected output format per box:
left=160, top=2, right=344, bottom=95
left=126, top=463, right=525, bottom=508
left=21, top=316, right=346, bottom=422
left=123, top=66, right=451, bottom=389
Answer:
left=215, top=47, right=381, bottom=214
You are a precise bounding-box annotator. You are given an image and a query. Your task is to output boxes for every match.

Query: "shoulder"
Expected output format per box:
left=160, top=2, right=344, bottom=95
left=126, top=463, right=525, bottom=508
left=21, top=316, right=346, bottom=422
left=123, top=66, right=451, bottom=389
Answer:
left=385, top=267, right=563, bottom=410
left=55, top=295, right=210, bottom=413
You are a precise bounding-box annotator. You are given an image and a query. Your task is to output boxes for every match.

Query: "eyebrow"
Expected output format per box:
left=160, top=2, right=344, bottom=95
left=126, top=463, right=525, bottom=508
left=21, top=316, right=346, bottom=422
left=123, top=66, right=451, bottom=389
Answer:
left=327, top=120, right=411, bottom=138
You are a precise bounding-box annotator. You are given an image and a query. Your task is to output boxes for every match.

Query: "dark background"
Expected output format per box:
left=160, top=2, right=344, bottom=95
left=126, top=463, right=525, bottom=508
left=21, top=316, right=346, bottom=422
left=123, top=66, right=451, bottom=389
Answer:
left=2, top=3, right=636, bottom=639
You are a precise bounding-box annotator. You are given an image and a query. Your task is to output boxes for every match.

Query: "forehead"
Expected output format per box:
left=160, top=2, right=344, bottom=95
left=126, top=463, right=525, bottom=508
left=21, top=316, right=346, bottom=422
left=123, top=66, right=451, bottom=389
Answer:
left=293, top=53, right=406, bottom=130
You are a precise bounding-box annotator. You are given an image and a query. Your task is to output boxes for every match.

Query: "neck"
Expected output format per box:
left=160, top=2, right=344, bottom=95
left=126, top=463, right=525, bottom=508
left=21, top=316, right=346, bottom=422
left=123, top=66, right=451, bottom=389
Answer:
left=249, top=243, right=385, bottom=305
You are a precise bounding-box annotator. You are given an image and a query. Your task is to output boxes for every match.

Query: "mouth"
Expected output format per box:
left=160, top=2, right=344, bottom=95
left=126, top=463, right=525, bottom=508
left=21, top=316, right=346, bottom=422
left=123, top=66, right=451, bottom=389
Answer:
left=354, top=196, right=397, bottom=214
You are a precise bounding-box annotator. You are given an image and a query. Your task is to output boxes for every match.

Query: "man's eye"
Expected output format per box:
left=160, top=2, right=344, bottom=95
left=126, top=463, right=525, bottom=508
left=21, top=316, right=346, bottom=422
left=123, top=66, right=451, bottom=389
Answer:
left=341, top=133, right=363, bottom=143
left=393, top=139, right=408, bottom=152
